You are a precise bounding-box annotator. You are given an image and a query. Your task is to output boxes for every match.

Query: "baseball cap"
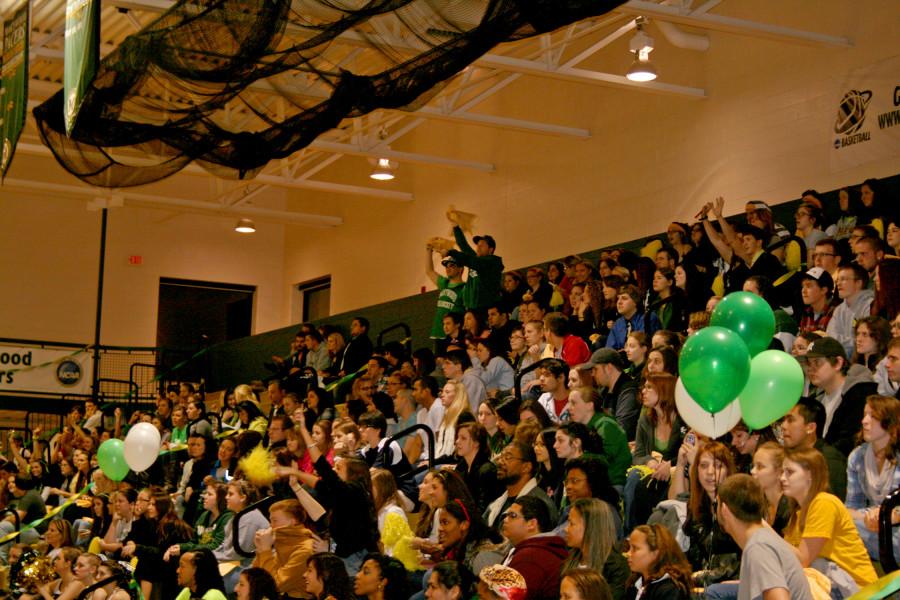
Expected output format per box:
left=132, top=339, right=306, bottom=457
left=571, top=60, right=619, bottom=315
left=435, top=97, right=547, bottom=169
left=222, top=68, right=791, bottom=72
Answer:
left=473, top=235, right=496, bottom=250
left=577, top=348, right=624, bottom=371
left=802, top=267, right=834, bottom=291
left=802, top=337, right=846, bottom=361
left=441, top=257, right=459, bottom=267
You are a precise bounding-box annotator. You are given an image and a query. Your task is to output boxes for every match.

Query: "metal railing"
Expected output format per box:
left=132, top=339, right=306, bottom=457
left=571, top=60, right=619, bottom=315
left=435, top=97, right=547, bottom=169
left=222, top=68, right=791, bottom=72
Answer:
left=879, top=485, right=900, bottom=572
left=376, top=322, right=412, bottom=355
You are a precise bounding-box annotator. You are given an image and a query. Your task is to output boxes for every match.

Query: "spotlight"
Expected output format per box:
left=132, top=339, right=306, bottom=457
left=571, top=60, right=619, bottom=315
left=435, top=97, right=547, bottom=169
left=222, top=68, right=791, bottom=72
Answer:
left=234, top=218, right=256, bottom=233
left=626, top=17, right=657, bottom=82
left=369, top=157, right=398, bottom=181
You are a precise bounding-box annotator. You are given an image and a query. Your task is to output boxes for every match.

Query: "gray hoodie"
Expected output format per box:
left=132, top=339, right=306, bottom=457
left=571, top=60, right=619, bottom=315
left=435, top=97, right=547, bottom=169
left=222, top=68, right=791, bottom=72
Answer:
left=826, top=288, right=875, bottom=357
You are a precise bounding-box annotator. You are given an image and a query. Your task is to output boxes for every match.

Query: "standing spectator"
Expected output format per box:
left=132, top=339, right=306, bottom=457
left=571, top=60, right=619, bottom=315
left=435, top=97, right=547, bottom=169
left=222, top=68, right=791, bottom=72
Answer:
left=444, top=210, right=504, bottom=312
left=426, top=249, right=466, bottom=343
left=340, top=317, right=374, bottom=376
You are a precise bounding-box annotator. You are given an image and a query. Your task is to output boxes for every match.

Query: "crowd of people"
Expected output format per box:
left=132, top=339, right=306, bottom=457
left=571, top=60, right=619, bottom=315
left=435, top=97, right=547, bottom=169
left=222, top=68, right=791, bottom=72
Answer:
left=0, top=181, right=898, bottom=600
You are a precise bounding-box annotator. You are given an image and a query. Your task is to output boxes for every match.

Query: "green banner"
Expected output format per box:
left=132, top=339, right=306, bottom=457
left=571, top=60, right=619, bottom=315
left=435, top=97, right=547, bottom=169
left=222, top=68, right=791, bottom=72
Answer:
left=0, top=1, right=29, bottom=179
left=64, top=0, right=99, bottom=136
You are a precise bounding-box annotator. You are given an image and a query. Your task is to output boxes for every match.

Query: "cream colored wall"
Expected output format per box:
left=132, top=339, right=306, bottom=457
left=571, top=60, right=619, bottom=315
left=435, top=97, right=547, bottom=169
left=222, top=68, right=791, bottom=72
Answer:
left=1, top=2, right=898, bottom=346
left=0, top=156, right=286, bottom=345
left=282, top=1, right=900, bottom=317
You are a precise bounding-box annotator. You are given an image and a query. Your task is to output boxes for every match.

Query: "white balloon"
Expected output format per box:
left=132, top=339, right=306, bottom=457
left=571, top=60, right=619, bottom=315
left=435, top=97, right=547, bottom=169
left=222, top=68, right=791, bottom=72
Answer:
left=124, top=422, right=162, bottom=472
left=675, top=377, right=742, bottom=439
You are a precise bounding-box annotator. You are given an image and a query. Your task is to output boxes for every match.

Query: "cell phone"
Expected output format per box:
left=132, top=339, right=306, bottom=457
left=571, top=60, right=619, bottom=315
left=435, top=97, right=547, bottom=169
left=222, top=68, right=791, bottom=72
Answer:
left=685, top=432, right=696, bottom=446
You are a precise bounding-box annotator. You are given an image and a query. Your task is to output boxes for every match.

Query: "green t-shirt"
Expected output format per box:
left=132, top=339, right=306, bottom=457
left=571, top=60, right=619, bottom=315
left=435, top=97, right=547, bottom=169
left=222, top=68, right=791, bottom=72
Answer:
left=430, top=275, right=466, bottom=338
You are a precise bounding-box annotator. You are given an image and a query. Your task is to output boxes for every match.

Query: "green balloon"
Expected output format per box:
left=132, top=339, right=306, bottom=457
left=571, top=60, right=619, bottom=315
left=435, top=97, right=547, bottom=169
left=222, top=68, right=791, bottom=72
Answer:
left=97, top=438, right=129, bottom=482
left=679, top=326, right=751, bottom=413
left=710, top=291, right=776, bottom=357
left=738, top=350, right=804, bottom=429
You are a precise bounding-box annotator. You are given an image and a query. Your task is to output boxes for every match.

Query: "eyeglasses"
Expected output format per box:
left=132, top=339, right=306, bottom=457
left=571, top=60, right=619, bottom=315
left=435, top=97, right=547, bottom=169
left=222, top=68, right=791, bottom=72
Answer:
left=499, top=453, right=524, bottom=463
left=564, top=476, right=586, bottom=485
left=503, top=511, right=522, bottom=520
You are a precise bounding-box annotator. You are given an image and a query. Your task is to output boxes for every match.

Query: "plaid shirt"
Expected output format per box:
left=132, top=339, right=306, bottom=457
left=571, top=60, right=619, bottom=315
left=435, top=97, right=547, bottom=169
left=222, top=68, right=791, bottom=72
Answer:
left=798, top=298, right=839, bottom=334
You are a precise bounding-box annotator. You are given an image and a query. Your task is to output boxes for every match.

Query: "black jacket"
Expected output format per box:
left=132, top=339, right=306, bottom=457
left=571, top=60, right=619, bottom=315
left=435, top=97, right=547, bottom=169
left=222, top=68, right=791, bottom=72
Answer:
left=820, top=365, right=878, bottom=457
left=313, top=455, right=378, bottom=557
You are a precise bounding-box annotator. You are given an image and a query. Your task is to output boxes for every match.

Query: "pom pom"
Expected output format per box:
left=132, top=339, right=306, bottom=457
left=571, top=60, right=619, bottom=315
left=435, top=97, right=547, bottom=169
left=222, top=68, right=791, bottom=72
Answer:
left=381, top=512, right=421, bottom=572
left=238, top=445, right=276, bottom=487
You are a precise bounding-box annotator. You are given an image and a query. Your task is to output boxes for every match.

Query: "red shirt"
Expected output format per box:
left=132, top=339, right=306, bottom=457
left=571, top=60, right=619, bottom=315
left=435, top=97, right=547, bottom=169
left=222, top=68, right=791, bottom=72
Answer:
left=560, top=335, right=591, bottom=367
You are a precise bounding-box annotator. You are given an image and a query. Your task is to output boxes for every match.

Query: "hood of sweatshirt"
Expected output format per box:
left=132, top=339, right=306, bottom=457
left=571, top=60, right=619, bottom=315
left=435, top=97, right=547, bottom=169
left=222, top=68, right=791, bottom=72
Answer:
left=843, top=363, right=875, bottom=394
left=514, top=533, right=569, bottom=561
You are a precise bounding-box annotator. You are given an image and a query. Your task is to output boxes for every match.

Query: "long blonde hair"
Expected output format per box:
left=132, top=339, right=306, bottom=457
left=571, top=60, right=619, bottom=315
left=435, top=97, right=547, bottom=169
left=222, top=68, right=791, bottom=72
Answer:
left=441, top=381, right=471, bottom=429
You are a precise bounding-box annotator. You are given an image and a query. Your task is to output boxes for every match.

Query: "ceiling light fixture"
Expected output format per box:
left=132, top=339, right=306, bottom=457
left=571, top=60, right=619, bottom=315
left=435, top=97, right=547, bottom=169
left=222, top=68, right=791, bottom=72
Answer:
left=626, top=17, right=658, bottom=82
left=369, top=157, right=398, bottom=181
left=234, top=218, right=256, bottom=233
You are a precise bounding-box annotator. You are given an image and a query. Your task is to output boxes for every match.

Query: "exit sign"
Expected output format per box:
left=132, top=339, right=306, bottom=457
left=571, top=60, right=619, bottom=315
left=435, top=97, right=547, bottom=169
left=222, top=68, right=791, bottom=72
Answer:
left=128, top=255, right=143, bottom=265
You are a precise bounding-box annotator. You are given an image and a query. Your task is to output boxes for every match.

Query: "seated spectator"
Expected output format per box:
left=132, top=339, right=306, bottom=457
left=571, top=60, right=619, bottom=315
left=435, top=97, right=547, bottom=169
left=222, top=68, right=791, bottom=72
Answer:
left=519, top=320, right=548, bottom=393
left=214, top=480, right=270, bottom=593
left=566, top=386, right=629, bottom=489
left=426, top=560, right=473, bottom=600
left=523, top=267, right=554, bottom=312
left=501, top=271, right=529, bottom=316
left=561, top=498, right=628, bottom=600
left=166, top=482, right=233, bottom=563
left=477, top=398, right=507, bottom=460
left=175, top=549, right=228, bottom=600
left=827, top=264, right=874, bottom=357
left=252, top=499, right=316, bottom=599
left=672, top=441, right=741, bottom=587
left=487, top=304, right=519, bottom=356
left=484, top=442, right=557, bottom=532
left=552, top=422, right=596, bottom=467
left=622, top=332, right=648, bottom=381
left=559, top=456, right=621, bottom=538
left=649, top=268, right=687, bottom=332
left=439, top=312, right=465, bottom=355
left=304, top=552, right=356, bottom=600
left=434, top=381, right=474, bottom=461
left=560, top=568, right=614, bottom=600
left=454, top=422, right=501, bottom=513
left=534, top=359, right=570, bottom=423
left=782, top=447, right=877, bottom=597
left=798, top=267, right=838, bottom=335
left=851, top=316, right=897, bottom=396
left=750, top=442, right=792, bottom=534
left=645, top=345, right=678, bottom=376
left=624, top=373, right=685, bottom=532
left=605, top=284, right=660, bottom=350
left=501, top=496, right=568, bottom=600
left=543, top=313, right=591, bottom=368
left=235, top=567, right=279, bottom=600
left=475, top=338, right=515, bottom=397
left=434, top=499, right=503, bottom=579
left=306, top=387, right=336, bottom=424
left=801, top=336, right=877, bottom=457
left=332, top=421, right=362, bottom=457
left=238, top=401, right=268, bottom=434
left=443, top=350, right=487, bottom=413
left=845, top=395, right=900, bottom=561
left=729, top=421, right=776, bottom=474
left=780, top=397, right=848, bottom=500
left=854, top=236, right=885, bottom=287
left=0, top=475, right=46, bottom=560
left=715, top=474, right=813, bottom=600
left=533, top=428, right=565, bottom=504
left=625, top=524, right=693, bottom=600
left=581, top=348, right=640, bottom=440
left=21, top=546, right=87, bottom=600
left=285, top=422, right=378, bottom=576
left=97, top=489, right=136, bottom=557
left=358, top=411, right=417, bottom=508
left=95, top=561, right=131, bottom=600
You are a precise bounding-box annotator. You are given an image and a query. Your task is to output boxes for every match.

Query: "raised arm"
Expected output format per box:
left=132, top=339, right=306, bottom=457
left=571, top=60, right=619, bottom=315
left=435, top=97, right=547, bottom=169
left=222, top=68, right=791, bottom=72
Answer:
left=425, top=247, right=439, bottom=286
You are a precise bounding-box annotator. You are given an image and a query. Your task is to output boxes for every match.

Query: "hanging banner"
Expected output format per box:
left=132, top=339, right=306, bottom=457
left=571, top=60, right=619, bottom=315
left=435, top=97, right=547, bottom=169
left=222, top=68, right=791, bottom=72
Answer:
left=64, top=0, right=99, bottom=136
left=829, top=55, right=900, bottom=172
left=0, top=343, right=93, bottom=395
left=0, top=1, right=29, bottom=179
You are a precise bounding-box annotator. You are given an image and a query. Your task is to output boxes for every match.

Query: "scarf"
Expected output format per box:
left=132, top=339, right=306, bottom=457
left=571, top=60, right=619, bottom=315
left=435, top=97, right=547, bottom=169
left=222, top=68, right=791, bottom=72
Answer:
left=862, top=443, right=897, bottom=504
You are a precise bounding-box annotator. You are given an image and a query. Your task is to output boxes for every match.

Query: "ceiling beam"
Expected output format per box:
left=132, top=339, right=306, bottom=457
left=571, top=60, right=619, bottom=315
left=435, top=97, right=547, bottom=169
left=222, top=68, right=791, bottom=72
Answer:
left=2, top=177, right=344, bottom=227
left=615, top=0, right=853, bottom=47
left=12, top=142, right=415, bottom=202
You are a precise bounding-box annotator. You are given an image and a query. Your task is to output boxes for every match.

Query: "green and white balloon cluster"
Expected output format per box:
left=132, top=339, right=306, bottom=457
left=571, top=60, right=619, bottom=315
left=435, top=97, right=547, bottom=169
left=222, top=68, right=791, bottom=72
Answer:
left=677, top=291, right=805, bottom=437
left=96, top=422, right=162, bottom=482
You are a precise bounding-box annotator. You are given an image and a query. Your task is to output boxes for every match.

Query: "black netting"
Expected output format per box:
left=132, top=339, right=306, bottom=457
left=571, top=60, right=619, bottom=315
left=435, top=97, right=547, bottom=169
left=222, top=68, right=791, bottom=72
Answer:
left=33, top=0, right=624, bottom=187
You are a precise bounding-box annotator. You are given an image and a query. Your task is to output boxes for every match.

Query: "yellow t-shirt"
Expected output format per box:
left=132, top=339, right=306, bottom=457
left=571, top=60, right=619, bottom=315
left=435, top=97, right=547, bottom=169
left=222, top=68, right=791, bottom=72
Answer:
left=784, top=492, right=877, bottom=586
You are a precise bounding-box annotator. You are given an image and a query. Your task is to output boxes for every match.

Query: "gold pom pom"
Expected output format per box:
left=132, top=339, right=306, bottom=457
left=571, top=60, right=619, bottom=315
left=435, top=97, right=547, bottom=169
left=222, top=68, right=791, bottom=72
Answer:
left=238, top=445, right=276, bottom=487
left=16, top=554, right=57, bottom=589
